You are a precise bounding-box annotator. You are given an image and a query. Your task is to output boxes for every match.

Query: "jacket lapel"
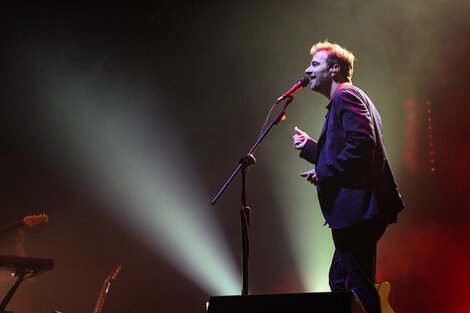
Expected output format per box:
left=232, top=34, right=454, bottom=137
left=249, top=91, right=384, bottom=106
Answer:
left=315, top=106, right=331, bottom=162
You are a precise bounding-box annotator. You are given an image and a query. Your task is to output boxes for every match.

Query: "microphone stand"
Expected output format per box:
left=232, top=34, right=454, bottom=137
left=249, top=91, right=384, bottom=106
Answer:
left=239, top=154, right=254, bottom=296
left=211, top=96, right=294, bottom=296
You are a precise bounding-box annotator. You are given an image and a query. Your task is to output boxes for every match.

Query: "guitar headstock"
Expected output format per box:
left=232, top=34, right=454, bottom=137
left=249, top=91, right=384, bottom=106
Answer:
left=22, top=214, right=49, bottom=227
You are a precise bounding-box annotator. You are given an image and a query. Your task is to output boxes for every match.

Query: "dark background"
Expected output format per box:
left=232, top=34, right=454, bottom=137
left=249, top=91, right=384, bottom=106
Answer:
left=1, top=1, right=469, bottom=312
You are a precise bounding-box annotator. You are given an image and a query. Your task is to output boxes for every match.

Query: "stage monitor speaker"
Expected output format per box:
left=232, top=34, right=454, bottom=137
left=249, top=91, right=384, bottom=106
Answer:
left=207, top=291, right=365, bottom=313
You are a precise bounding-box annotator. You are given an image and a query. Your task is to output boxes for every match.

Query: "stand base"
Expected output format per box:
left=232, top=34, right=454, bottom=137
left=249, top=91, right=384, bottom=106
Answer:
left=207, top=292, right=365, bottom=313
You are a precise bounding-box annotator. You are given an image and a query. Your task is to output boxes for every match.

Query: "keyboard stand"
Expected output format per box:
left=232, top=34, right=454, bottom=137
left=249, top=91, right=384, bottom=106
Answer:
left=0, top=271, right=27, bottom=312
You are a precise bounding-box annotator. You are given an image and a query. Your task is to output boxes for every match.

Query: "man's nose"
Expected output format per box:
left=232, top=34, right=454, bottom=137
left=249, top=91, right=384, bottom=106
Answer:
left=305, top=65, right=313, bottom=75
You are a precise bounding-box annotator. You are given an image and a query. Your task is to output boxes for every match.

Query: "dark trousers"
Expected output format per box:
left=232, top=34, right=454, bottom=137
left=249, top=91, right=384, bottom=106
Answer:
left=329, top=217, right=387, bottom=313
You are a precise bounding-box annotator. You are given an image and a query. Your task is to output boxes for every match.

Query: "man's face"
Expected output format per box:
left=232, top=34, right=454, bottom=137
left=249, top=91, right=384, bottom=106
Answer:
left=305, top=50, right=332, bottom=93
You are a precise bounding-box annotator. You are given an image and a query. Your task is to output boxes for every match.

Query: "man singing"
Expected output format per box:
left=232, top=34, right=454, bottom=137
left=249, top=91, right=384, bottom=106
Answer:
left=292, top=41, right=405, bottom=313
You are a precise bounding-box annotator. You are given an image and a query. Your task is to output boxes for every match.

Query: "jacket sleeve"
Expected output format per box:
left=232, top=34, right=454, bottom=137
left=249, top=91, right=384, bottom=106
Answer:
left=299, top=139, right=318, bottom=164
left=316, top=89, right=376, bottom=186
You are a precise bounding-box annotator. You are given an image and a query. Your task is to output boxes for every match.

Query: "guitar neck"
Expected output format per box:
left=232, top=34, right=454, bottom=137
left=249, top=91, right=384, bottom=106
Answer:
left=92, top=264, right=121, bottom=313
left=0, top=221, right=23, bottom=234
left=0, top=214, right=48, bottom=234
left=92, top=283, right=110, bottom=313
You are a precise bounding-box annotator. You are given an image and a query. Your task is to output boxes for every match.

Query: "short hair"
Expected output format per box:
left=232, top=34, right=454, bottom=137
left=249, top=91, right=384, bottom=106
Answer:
left=310, top=40, right=355, bottom=82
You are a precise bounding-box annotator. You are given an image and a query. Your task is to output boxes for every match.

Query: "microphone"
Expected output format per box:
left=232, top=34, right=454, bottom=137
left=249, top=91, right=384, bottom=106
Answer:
left=276, top=77, right=310, bottom=102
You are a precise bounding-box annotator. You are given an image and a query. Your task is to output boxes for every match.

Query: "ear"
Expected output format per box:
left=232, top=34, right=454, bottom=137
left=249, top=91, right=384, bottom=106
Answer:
left=330, top=64, right=340, bottom=76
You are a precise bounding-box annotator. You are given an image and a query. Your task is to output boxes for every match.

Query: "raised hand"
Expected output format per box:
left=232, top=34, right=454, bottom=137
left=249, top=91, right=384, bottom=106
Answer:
left=293, top=126, right=312, bottom=150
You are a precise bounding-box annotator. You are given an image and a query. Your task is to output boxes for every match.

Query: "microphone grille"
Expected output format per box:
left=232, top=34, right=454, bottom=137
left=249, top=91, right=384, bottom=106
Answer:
left=300, top=76, right=310, bottom=87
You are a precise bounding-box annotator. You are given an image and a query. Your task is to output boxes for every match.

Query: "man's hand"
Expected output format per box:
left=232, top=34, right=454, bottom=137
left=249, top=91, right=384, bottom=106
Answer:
left=293, top=126, right=313, bottom=150
left=300, top=168, right=319, bottom=185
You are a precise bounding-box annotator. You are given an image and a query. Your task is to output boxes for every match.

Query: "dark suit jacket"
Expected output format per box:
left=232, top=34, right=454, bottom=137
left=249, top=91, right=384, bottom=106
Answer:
left=300, top=84, right=404, bottom=229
